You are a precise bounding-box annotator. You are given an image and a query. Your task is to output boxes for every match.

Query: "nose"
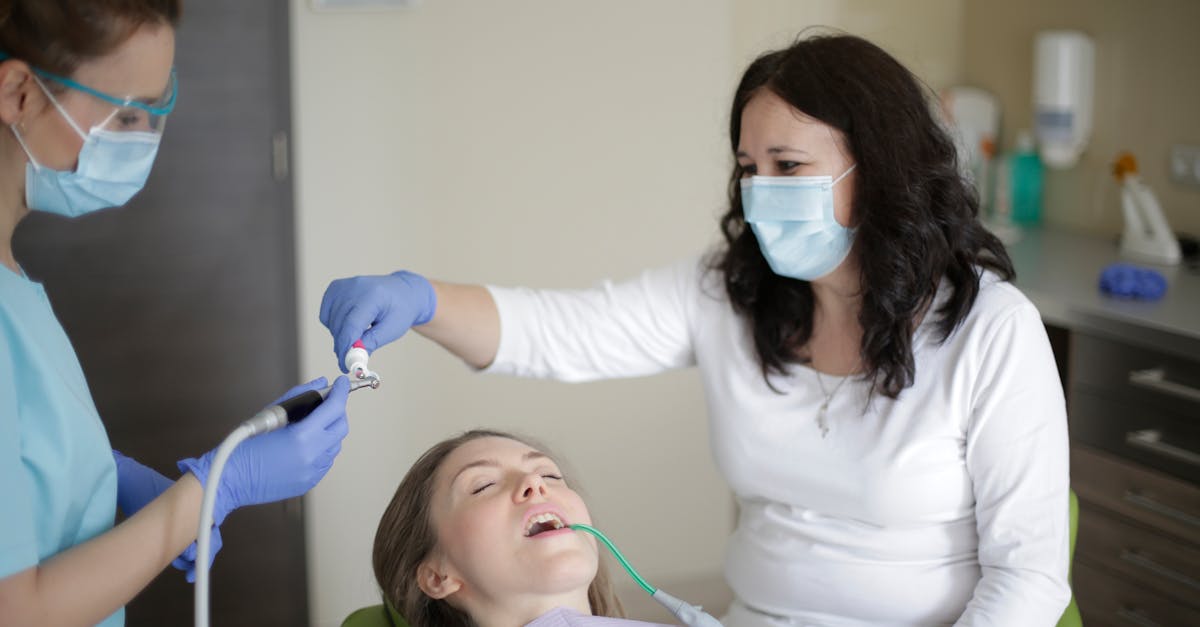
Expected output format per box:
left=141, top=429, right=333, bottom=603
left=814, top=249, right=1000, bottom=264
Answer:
left=514, top=473, right=548, bottom=502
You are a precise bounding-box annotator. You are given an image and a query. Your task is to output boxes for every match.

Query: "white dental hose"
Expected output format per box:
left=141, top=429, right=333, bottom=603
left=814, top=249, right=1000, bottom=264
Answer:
left=194, top=377, right=379, bottom=627
left=194, top=422, right=256, bottom=627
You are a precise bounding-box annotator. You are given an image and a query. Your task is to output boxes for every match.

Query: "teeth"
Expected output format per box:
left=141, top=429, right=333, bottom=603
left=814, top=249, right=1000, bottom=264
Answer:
left=525, top=512, right=566, bottom=536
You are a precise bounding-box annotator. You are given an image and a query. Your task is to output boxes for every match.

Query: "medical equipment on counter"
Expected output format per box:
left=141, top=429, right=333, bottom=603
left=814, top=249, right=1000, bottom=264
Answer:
left=1034, top=31, right=1094, bottom=168
left=571, top=524, right=724, bottom=627
left=941, top=86, right=1000, bottom=211
left=194, top=368, right=380, bottom=627
left=1113, top=152, right=1181, bottom=266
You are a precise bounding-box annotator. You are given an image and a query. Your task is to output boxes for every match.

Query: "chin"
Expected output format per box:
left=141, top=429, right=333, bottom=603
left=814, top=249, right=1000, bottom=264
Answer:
left=525, top=550, right=598, bottom=594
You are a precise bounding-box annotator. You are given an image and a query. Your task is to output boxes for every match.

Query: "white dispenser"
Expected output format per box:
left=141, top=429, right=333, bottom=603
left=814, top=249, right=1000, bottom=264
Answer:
left=1114, top=152, right=1181, bottom=266
left=1034, top=31, right=1094, bottom=169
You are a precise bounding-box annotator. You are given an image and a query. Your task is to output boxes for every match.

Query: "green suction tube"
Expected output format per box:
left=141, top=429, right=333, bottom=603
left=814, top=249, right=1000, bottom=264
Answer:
left=570, top=523, right=655, bottom=596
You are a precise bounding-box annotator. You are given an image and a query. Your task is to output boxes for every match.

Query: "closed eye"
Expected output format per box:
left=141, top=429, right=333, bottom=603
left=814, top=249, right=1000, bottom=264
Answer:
left=471, top=482, right=495, bottom=495
left=543, top=474, right=563, bottom=481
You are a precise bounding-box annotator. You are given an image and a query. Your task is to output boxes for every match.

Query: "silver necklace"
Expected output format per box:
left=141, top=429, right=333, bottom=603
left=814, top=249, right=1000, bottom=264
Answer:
left=814, top=370, right=852, bottom=438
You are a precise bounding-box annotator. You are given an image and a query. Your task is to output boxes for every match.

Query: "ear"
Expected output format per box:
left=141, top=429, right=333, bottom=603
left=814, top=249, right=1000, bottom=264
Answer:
left=0, top=59, right=45, bottom=126
left=416, top=556, right=463, bottom=600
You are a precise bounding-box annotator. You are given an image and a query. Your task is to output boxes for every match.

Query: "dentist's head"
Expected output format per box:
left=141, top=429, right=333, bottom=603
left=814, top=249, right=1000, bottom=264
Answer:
left=0, top=0, right=179, bottom=225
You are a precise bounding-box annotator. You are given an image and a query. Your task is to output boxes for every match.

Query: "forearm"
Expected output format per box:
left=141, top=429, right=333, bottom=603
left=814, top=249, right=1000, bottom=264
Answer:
left=0, top=475, right=203, bottom=627
left=417, top=280, right=500, bottom=369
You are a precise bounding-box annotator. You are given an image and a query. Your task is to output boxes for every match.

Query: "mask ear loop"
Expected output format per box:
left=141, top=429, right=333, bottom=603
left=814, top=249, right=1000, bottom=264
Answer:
left=31, top=73, right=89, bottom=141
left=831, top=163, right=857, bottom=187
left=9, top=122, right=42, bottom=170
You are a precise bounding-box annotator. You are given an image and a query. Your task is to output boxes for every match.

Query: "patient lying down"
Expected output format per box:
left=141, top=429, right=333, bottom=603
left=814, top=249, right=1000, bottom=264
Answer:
left=373, top=429, right=671, bottom=627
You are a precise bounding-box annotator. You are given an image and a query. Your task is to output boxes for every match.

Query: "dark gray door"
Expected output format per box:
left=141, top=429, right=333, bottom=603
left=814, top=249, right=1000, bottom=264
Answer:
left=13, top=1, right=305, bottom=624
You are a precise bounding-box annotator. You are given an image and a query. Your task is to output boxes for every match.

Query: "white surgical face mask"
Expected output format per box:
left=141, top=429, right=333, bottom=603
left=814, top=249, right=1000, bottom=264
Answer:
left=740, top=164, right=857, bottom=280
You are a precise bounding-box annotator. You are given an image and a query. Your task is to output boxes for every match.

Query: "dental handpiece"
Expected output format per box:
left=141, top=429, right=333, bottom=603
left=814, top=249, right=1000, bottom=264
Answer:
left=242, top=377, right=380, bottom=435
left=196, top=371, right=380, bottom=627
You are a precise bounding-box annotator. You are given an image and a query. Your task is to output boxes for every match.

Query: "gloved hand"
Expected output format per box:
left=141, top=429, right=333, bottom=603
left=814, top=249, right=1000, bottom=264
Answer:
left=113, top=450, right=223, bottom=582
left=177, top=376, right=351, bottom=527
left=319, top=271, right=437, bottom=371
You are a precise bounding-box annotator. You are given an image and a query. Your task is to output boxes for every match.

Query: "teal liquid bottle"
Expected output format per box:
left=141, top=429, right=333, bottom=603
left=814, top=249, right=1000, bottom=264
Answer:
left=1009, top=130, right=1044, bottom=225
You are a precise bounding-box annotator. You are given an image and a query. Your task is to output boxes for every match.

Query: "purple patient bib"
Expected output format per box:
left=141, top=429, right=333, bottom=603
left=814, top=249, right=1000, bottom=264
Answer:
left=525, top=607, right=674, bottom=627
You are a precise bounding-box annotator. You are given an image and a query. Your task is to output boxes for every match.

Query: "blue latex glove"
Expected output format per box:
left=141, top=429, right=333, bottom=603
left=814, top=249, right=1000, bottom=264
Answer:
left=1098, top=262, right=1168, bottom=301
left=177, top=376, right=351, bottom=527
left=319, top=271, right=437, bottom=371
left=113, top=450, right=222, bottom=582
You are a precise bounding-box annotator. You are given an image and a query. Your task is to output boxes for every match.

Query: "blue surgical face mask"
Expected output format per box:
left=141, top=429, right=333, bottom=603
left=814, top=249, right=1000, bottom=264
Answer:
left=740, top=164, right=857, bottom=281
left=9, top=75, right=162, bottom=218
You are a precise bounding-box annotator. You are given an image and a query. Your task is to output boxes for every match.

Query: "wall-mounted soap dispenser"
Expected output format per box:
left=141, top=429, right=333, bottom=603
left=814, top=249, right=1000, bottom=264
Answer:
left=1034, top=31, right=1094, bottom=169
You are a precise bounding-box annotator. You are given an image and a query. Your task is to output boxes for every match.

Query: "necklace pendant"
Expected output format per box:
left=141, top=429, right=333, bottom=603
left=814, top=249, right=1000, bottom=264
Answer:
left=817, top=406, right=830, bottom=438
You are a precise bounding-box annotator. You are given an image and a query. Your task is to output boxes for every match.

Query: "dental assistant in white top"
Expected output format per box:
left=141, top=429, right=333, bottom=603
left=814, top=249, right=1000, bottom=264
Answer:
left=319, top=34, right=1071, bottom=626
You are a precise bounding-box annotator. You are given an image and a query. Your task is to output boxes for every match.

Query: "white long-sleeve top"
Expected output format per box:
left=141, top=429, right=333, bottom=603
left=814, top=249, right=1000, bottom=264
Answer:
left=483, top=256, right=1070, bottom=626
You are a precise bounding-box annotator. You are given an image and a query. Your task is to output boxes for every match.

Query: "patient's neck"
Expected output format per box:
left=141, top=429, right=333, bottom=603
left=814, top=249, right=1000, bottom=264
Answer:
left=465, top=589, right=592, bottom=627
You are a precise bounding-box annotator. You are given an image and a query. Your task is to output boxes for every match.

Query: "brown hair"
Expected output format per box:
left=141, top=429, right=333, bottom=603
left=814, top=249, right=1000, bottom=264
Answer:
left=373, top=429, right=624, bottom=626
left=0, top=0, right=181, bottom=76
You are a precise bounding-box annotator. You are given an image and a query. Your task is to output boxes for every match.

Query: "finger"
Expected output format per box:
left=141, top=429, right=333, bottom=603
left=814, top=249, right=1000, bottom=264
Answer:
left=327, top=283, right=365, bottom=344
left=324, top=410, right=350, bottom=441
left=343, top=304, right=389, bottom=354
left=271, top=377, right=329, bottom=406
left=334, top=306, right=372, bottom=365
left=318, top=280, right=344, bottom=328
left=359, top=326, right=382, bottom=353
left=292, top=376, right=349, bottom=434
left=309, top=440, right=343, bottom=479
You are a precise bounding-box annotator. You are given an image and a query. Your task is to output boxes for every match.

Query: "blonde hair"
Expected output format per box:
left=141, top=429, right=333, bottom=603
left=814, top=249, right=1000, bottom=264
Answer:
left=372, top=429, right=624, bottom=626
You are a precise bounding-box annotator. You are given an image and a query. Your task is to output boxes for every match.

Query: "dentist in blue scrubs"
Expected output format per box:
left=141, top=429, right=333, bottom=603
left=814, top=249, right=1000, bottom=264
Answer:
left=0, top=2, right=349, bottom=625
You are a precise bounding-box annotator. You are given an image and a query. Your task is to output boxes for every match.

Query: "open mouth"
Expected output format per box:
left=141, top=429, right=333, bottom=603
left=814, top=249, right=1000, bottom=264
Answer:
left=524, top=512, right=567, bottom=537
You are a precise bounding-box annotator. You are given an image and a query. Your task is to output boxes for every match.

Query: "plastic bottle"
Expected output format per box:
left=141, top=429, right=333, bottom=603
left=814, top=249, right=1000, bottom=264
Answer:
left=1009, top=129, right=1044, bottom=225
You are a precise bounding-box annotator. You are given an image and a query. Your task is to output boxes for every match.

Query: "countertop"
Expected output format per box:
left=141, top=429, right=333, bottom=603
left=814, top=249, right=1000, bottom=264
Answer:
left=1007, top=226, right=1200, bottom=359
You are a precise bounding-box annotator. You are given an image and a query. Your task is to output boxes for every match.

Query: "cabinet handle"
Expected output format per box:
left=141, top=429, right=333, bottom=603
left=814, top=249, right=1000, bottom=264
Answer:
left=1129, top=367, right=1200, bottom=403
left=1125, top=429, right=1200, bottom=467
left=1122, top=490, right=1200, bottom=529
left=1116, top=607, right=1160, bottom=626
left=1119, top=549, right=1200, bottom=591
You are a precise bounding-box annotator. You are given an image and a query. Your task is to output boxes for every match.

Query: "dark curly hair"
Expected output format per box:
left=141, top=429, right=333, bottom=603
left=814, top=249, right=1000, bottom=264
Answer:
left=715, top=32, right=1014, bottom=399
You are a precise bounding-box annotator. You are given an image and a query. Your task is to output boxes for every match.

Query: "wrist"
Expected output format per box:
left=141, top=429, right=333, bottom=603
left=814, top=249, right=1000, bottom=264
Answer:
left=177, top=453, right=234, bottom=525
left=391, top=270, right=437, bottom=325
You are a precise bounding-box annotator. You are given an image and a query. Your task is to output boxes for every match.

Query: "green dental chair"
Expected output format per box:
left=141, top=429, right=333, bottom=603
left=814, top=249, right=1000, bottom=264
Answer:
left=341, top=491, right=1083, bottom=627
left=342, top=599, right=410, bottom=627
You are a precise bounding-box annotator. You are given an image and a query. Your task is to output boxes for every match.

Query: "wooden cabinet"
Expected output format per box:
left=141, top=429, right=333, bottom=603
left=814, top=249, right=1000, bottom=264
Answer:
left=1064, top=331, right=1200, bottom=624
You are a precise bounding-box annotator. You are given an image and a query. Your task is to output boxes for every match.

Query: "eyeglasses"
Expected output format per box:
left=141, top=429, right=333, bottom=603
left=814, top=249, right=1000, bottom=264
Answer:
left=0, top=52, right=177, bottom=133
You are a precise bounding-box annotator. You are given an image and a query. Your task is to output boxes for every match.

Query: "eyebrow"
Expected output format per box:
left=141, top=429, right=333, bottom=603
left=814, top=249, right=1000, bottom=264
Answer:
left=735, top=146, right=811, bottom=159
left=450, top=451, right=550, bottom=485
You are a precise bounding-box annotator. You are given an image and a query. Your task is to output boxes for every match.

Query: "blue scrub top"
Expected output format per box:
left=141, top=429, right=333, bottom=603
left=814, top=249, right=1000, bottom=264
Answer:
left=0, top=268, right=122, bottom=627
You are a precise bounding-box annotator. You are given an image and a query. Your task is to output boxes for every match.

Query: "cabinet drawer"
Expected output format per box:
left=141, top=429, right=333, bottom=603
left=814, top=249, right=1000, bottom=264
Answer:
left=1077, top=505, right=1200, bottom=604
left=1071, top=445, right=1200, bottom=542
left=1071, top=332, right=1200, bottom=416
left=1075, top=562, right=1200, bottom=626
left=1071, top=392, right=1200, bottom=484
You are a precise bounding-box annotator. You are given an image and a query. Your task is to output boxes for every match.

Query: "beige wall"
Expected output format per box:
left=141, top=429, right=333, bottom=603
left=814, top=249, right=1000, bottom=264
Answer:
left=290, top=2, right=963, bottom=625
left=963, top=0, right=1200, bottom=236
left=734, top=0, right=965, bottom=91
